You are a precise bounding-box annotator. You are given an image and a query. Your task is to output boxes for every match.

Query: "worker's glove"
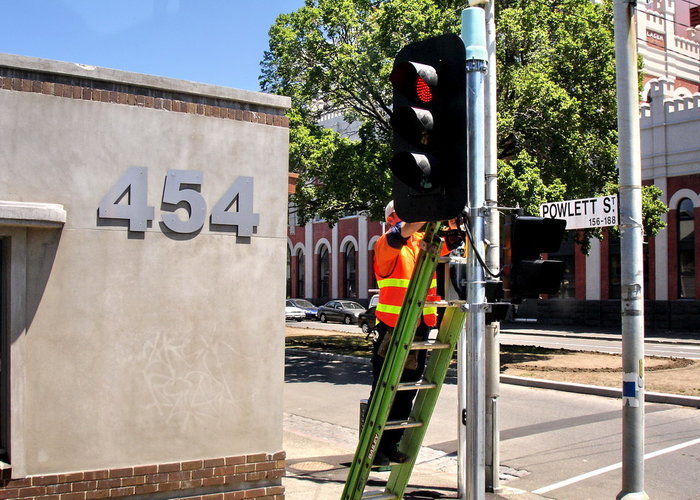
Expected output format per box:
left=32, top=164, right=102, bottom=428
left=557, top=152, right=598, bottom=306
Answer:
left=443, top=229, right=466, bottom=251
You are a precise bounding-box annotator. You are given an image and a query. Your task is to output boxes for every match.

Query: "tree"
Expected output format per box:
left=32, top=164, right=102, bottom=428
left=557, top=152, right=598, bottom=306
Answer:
left=495, top=0, right=666, bottom=243
left=261, top=0, right=460, bottom=224
left=262, top=0, right=666, bottom=237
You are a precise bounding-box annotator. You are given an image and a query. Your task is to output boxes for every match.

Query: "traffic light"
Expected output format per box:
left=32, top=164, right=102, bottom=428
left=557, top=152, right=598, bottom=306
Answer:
left=389, top=34, right=467, bottom=222
left=504, top=215, right=567, bottom=301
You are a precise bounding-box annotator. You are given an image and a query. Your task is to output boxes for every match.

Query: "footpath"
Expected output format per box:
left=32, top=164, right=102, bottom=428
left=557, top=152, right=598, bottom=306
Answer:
left=282, top=323, right=700, bottom=499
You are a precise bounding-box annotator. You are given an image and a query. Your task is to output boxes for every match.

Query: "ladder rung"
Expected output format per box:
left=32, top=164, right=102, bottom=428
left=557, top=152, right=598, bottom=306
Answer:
left=410, top=340, right=450, bottom=350
left=362, top=491, right=397, bottom=500
left=425, top=299, right=467, bottom=307
left=397, top=381, right=437, bottom=391
left=385, top=418, right=423, bottom=431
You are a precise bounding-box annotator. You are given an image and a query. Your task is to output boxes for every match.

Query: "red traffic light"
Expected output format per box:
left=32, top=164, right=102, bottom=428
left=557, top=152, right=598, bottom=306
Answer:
left=415, top=77, right=433, bottom=103
left=388, top=34, right=467, bottom=223
left=390, top=61, right=437, bottom=104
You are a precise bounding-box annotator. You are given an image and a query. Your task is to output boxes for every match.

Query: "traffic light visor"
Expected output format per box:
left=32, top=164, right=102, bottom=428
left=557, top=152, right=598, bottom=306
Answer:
left=390, top=106, right=434, bottom=147
left=390, top=152, right=436, bottom=191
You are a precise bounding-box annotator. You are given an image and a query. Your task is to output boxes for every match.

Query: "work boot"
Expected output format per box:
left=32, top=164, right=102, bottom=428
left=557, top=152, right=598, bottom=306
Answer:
left=383, top=447, right=409, bottom=464
left=373, top=451, right=390, bottom=466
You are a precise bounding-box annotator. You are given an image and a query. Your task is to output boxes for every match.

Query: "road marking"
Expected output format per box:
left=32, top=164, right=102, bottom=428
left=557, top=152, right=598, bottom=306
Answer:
left=532, top=436, right=700, bottom=494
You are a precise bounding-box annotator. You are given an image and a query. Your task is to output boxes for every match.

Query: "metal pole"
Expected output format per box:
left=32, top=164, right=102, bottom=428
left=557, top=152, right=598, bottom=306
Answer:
left=612, top=0, right=647, bottom=498
left=459, top=7, right=487, bottom=500
left=482, top=0, right=501, bottom=493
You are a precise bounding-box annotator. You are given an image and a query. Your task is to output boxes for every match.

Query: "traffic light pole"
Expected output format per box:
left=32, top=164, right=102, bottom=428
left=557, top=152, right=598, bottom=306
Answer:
left=458, top=7, right=487, bottom=500
left=613, top=0, right=647, bottom=498
left=482, top=0, right=501, bottom=493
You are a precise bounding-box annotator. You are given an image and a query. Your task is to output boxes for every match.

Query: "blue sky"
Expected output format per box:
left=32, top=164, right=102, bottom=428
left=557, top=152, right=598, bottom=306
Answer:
left=0, top=0, right=306, bottom=92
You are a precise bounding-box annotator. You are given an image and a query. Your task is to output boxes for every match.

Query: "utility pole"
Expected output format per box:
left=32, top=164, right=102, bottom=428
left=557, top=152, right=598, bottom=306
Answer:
left=458, top=7, right=487, bottom=500
left=482, top=0, right=501, bottom=493
left=612, top=0, right=648, bottom=498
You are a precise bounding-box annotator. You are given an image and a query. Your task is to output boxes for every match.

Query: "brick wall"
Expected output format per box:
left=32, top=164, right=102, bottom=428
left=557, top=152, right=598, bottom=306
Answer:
left=0, top=452, right=285, bottom=499
left=0, top=74, right=289, bottom=128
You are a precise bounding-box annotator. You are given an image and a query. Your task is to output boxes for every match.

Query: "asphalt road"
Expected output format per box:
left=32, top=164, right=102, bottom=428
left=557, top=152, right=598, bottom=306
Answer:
left=284, top=349, right=700, bottom=499
left=499, top=331, right=700, bottom=359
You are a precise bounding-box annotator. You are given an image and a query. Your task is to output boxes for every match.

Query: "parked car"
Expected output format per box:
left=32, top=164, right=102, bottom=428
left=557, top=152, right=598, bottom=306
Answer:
left=285, top=305, right=306, bottom=322
left=358, top=306, right=377, bottom=334
left=286, top=299, right=318, bottom=320
left=316, top=300, right=366, bottom=325
left=369, top=294, right=379, bottom=309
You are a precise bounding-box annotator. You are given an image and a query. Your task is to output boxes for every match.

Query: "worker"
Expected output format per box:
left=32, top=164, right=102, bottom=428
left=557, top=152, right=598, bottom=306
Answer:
left=369, top=200, right=447, bottom=465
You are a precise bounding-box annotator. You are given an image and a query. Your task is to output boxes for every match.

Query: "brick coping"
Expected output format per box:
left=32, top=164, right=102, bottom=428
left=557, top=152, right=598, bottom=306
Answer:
left=0, top=451, right=285, bottom=499
left=0, top=73, right=289, bottom=129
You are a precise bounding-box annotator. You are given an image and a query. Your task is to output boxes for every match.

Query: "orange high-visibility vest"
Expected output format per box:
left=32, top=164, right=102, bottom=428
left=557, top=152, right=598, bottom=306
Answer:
left=373, top=231, right=439, bottom=328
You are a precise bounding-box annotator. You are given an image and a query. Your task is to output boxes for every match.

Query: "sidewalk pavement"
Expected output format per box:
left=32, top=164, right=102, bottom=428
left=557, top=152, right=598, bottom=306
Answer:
left=282, top=323, right=700, bottom=499
left=283, top=412, right=545, bottom=500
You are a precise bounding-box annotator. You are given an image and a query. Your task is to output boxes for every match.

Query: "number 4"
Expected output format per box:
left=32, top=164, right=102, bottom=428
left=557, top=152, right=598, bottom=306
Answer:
left=98, top=166, right=155, bottom=231
left=211, top=176, right=260, bottom=237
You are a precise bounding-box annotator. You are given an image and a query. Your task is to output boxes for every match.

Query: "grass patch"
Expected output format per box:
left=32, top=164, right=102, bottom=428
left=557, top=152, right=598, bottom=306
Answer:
left=286, top=335, right=372, bottom=358
left=285, top=336, right=570, bottom=364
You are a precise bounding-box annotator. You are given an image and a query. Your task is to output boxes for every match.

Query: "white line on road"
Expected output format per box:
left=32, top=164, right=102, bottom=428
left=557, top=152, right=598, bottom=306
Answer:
left=501, top=337, right=700, bottom=358
left=532, top=436, right=700, bottom=494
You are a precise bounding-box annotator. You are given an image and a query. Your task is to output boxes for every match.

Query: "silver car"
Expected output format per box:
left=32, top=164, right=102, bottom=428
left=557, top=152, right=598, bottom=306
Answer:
left=316, top=300, right=366, bottom=325
left=285, top=305, right=306, bottom=322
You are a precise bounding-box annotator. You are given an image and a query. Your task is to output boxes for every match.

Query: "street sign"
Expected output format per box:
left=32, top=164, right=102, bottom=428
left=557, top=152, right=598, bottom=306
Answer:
left=539, top=195, right=618, bottom=230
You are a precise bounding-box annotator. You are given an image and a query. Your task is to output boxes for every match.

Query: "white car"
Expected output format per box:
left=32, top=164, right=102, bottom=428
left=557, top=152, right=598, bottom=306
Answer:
left=285, top=306, right=306, bottom=322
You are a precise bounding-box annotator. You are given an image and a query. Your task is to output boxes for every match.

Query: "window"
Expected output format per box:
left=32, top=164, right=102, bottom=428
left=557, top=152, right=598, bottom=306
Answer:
left=344, top=244, right=357, bottom=298
left=608, top=234, right=621, bottom=299
left=678, top=198, right=695, bottom=298
left=318, top=246, right=330, bottom=299
left=296, top=250, right=305, bottom=298
left=690, top=6, right=700, bottom=28
left=286, top=247, right=292, bottom=298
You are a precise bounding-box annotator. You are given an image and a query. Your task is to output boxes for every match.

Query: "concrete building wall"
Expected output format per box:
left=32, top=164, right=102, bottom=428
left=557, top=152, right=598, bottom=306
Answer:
left=0, top=53, right=289, bottom=499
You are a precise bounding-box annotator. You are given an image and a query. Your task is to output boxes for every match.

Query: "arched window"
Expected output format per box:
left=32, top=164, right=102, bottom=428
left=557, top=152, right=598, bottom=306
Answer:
left=296, top=249, right=305, bottom=298
left=678, top=198, right=695, bottom=298
left=318, top=246, right=330, bottom=299
left=344, top=244, right=357, bottom=298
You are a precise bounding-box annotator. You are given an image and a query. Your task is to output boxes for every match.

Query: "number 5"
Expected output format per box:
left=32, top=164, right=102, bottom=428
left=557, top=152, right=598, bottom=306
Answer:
left=161, top=170, right=207, bottom=234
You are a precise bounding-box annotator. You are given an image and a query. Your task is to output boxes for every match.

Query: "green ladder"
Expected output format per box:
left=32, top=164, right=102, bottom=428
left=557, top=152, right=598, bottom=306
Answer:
left=341, top=222, right=468, bottom=500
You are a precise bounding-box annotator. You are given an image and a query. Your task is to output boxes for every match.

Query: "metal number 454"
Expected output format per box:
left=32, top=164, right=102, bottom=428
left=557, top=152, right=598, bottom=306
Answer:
left=98, top=166, right=260, bottom=236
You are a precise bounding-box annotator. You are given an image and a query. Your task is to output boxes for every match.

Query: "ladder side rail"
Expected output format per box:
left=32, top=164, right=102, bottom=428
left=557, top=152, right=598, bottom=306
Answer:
left=385, top=306, right=467, bottom=496
left=342, top=222, right=443, bottom=500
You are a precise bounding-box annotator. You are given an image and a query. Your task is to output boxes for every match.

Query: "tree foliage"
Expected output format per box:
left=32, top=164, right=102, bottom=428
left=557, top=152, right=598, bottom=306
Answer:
left=496, top=0, right=619, bottom=203
left=262, top=0, right=666, bottom=237
left=261, top=0, right=459, bottom=223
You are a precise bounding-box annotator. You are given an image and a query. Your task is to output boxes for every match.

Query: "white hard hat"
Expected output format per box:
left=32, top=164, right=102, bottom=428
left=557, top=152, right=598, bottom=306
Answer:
left=384, top=201, right=395, bottom=222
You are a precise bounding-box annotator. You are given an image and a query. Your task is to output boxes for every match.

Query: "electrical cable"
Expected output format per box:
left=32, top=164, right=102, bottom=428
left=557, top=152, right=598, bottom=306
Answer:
left=456, top=215, right=503, bottom=279
left=518, top=0, right=698, bottom=36
left=640, top=8, right=696, bottom=30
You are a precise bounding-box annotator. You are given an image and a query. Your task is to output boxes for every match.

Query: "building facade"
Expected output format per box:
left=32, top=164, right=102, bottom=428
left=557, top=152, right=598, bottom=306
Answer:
left=1, top=53, right=289, bottom=498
